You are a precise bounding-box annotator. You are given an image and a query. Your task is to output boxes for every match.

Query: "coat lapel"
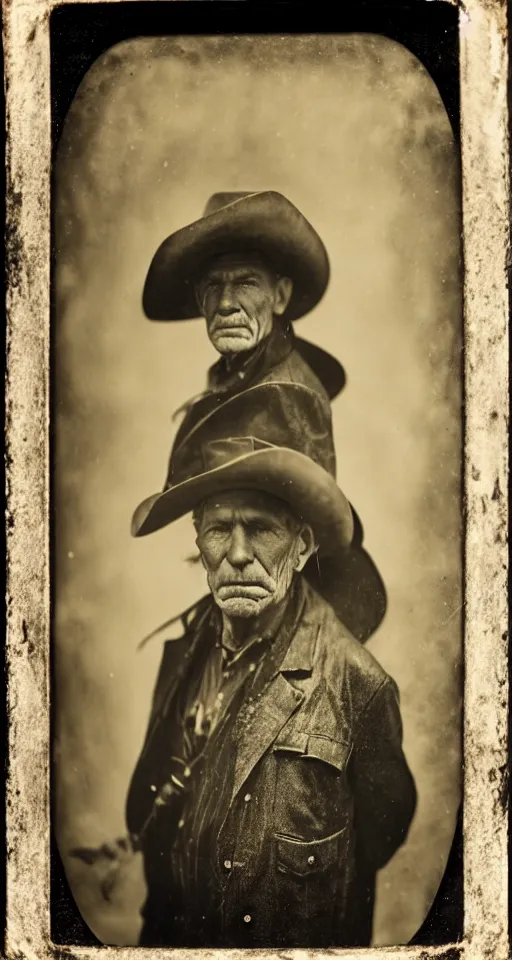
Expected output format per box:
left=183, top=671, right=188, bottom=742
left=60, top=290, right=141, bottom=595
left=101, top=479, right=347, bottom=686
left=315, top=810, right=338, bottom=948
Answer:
left=231, top=671, right=304, bottom=803
left=230, top=579, right=320, bottom=803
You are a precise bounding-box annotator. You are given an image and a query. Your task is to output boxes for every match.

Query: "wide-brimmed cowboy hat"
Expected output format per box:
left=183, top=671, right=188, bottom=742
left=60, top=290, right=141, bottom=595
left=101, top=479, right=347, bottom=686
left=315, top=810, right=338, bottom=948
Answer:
left=132, top=382, right=353, bottom=553
left=142, top=191, right=330, bottom=323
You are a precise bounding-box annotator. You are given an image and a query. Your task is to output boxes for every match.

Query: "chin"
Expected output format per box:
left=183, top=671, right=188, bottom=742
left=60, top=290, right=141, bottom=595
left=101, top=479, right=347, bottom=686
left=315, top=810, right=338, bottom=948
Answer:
left=216, top=595, right=273, bottom=618
left=213, top=335, right=255, bottom=355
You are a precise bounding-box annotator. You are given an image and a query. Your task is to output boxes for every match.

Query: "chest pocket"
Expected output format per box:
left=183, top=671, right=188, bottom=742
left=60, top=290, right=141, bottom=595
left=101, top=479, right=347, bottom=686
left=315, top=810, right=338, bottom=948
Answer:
left=272, top=731, right=352, bottom=839
left=274, top=731, right=352, bottom=771
left=276, top=827, right=344, bottom=877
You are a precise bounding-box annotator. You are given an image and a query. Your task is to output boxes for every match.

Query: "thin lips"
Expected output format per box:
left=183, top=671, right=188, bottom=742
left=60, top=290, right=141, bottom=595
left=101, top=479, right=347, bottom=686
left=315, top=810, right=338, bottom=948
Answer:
left=214, top=327, right=250, bottom=335
left=219, top=581, right=267, bottom=588
left=218, top=581, right=270, bottom=593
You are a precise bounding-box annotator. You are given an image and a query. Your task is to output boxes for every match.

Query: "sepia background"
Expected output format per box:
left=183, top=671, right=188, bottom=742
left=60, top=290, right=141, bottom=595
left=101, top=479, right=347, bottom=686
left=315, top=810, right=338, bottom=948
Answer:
left=53, top=34, right=462, bottom=947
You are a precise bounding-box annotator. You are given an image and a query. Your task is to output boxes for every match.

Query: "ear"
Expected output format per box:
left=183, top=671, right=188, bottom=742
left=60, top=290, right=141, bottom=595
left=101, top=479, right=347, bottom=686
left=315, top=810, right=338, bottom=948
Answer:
left=273, top=276, right=293, bottom=316
left=294, top=524, right=317, bottom=572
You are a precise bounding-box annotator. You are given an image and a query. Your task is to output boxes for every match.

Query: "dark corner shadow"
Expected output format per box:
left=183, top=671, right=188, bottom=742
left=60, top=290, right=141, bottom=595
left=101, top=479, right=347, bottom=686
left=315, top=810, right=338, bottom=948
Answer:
left=51, top=832, right=103, bottom=946
left=50, top=809, right=464, bottom=946
left=408, top=805, right=463, bottom=946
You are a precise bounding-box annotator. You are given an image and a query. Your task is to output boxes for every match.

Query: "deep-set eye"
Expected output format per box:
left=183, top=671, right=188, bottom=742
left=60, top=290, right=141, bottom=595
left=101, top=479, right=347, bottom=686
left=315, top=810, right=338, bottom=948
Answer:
left=205, top=522, right=231, bottom=536
left=246, top=520, right=274, bottom=535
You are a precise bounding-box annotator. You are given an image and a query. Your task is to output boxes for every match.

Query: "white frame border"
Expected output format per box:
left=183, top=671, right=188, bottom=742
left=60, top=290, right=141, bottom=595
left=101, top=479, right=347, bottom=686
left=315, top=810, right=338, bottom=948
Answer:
left=4, top=1, right=509, bottom=958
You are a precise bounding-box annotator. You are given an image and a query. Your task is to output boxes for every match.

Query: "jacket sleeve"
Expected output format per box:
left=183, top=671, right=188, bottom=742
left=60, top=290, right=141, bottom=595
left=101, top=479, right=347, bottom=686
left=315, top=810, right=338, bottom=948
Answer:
left=350, top=676, right=417, bottom=871
left=125, top=597, right=213, bottom=838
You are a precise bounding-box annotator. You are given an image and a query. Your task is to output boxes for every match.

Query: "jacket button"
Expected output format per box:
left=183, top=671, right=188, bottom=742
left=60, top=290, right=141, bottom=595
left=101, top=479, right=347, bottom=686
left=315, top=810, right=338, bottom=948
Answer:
left=308, top=855, right=315, bottom=865
left=243, top=914, right=251, bottom=923
left=223, top=860, right=232, bottom=870
left=244, top=793, right=252, bottom=802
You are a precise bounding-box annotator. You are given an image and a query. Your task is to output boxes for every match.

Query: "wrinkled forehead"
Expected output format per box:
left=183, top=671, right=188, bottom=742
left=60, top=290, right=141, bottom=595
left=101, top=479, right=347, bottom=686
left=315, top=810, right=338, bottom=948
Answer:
left=199, top=488, right=299, bottom=525
left=196, top=251, right=276, bottom=286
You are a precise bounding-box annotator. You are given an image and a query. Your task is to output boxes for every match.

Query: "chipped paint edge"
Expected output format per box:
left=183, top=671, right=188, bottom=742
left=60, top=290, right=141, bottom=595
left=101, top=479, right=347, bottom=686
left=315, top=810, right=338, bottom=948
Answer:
left=3, top=1, right=509, bottom=959
left=460, top=2, right=509, bottom=959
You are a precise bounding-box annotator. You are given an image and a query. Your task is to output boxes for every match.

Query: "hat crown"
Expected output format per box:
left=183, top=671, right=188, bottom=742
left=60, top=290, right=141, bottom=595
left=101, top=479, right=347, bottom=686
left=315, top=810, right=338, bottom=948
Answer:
left=201, top=436, right=273, bottom=471
left=203, top=192, right=258, bottom=216
left=168, top=381, right=336, bottom=489
left=143, top=190, right=330, bottom=323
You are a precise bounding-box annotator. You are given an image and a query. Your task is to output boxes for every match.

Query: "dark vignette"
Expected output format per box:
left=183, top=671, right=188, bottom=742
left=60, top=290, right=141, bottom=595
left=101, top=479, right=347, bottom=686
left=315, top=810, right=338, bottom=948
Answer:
left=48, top=1, right=463, bottom=949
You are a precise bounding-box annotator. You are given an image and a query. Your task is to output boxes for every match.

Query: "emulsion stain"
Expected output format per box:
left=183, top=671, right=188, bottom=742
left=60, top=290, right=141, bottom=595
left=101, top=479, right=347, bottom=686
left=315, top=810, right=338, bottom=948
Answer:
left=491, top=477, right=502, bottom=501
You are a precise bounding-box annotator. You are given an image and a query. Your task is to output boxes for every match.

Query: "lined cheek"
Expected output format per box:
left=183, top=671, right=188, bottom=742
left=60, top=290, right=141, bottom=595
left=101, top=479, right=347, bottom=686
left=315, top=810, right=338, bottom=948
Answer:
left=254, top=538, right=293, bottom=576
left=274, top=543, right=300, bottom=580
left=204, top=297, right=220, bottom=321
left=199, top=535, right=229, bottom=567
left=238, top=290, right=267, bottom=313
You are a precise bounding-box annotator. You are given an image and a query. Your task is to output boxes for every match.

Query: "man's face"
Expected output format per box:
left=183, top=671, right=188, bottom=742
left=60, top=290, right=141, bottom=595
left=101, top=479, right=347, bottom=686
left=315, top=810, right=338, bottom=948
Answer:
left=195, top=489, right=315, bottom=619
left=195, top=254, right=293, bottom=356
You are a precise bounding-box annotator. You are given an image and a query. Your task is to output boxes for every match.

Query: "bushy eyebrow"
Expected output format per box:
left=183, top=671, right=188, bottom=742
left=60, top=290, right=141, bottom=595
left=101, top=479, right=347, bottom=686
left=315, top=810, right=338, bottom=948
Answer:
left=200, top=508, right=295, bottom=534
left=201, top=269, right=264, bottom=285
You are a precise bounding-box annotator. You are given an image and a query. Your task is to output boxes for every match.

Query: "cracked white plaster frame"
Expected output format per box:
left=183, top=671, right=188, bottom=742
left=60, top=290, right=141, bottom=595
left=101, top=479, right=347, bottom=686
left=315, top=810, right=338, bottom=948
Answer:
left=4, top=2, right=509, bottom=959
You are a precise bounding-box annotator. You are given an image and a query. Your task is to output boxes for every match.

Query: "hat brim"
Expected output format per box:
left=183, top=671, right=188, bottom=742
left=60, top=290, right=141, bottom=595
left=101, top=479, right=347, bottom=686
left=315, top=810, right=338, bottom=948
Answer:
left=295, top=337, right=346, bottom=401
left=132, top=447, right=353, bottom=551
left=142, top=192, right=329, bottom=323
left=304, top=547, right=387, bottom=643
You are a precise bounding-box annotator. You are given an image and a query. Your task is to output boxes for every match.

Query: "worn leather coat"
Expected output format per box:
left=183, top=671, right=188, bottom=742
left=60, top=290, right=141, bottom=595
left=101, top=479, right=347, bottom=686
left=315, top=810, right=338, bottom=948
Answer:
left=126, top=579, right=416, bottom=948
left=169, top=320, right=335, bottom=464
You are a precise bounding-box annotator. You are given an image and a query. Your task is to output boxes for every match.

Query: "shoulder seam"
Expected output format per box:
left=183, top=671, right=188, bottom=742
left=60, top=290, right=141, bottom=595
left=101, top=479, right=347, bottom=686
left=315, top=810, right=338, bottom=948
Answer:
left=353, top=675, right=391, bottom=736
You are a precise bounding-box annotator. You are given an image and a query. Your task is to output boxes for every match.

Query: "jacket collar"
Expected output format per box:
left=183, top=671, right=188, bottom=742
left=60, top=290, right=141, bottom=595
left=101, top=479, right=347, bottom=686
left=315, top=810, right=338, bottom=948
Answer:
left=146, top=577, right=317, bottom=736
left=278, top=576, right=318, bottom=676
left=228, top=577, right=318, bottom=804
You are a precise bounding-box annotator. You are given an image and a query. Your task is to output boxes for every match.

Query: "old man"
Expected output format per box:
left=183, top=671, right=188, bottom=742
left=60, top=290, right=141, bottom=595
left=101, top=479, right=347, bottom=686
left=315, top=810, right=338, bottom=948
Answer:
left=142, top=191, right=385, bottom=641
left=126, top=383, right=417, bottom=949
left=143, top=191, right=342, bottom=445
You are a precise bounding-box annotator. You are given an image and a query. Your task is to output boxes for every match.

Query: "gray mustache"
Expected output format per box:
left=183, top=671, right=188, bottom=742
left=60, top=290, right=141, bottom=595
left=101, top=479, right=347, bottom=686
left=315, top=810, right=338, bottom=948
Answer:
left=210, top=314, right=250, bottom=332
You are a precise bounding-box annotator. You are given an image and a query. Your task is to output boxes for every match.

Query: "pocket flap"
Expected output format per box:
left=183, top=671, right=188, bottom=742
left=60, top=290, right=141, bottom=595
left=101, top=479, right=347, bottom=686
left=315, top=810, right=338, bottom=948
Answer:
left=273, top=731, right=309, bottom=754
left=275, top=828, right=345, bottom=877
left=274, top=733, right=352, bottom=772
left=305, top=735, right=352, bottom=771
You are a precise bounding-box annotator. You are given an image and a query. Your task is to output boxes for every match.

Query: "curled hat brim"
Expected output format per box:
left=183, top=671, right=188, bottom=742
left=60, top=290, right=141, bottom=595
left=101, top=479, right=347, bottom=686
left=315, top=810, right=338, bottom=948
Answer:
left=142, top=192, right=330, bottom=323
left=295, top=336, right=346, bottom=400
left=131, top=446, right=354, bottom=551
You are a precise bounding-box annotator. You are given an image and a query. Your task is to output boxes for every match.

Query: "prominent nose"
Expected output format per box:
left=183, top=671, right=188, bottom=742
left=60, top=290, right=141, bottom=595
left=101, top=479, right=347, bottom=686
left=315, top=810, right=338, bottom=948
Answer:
left=226, top=524, right=253, bottom=568
left=217, top=282, right=237, bottom=315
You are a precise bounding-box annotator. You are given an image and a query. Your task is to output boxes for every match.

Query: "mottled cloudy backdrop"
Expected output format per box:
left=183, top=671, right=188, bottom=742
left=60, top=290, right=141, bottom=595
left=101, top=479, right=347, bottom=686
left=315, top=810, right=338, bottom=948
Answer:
left=53, top=34, right=462, bottom=947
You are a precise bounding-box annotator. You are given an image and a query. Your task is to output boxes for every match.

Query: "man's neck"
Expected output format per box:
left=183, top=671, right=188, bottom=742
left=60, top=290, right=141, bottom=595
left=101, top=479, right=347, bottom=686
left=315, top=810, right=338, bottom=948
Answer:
left=220, top=589, right=292, bottom=651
